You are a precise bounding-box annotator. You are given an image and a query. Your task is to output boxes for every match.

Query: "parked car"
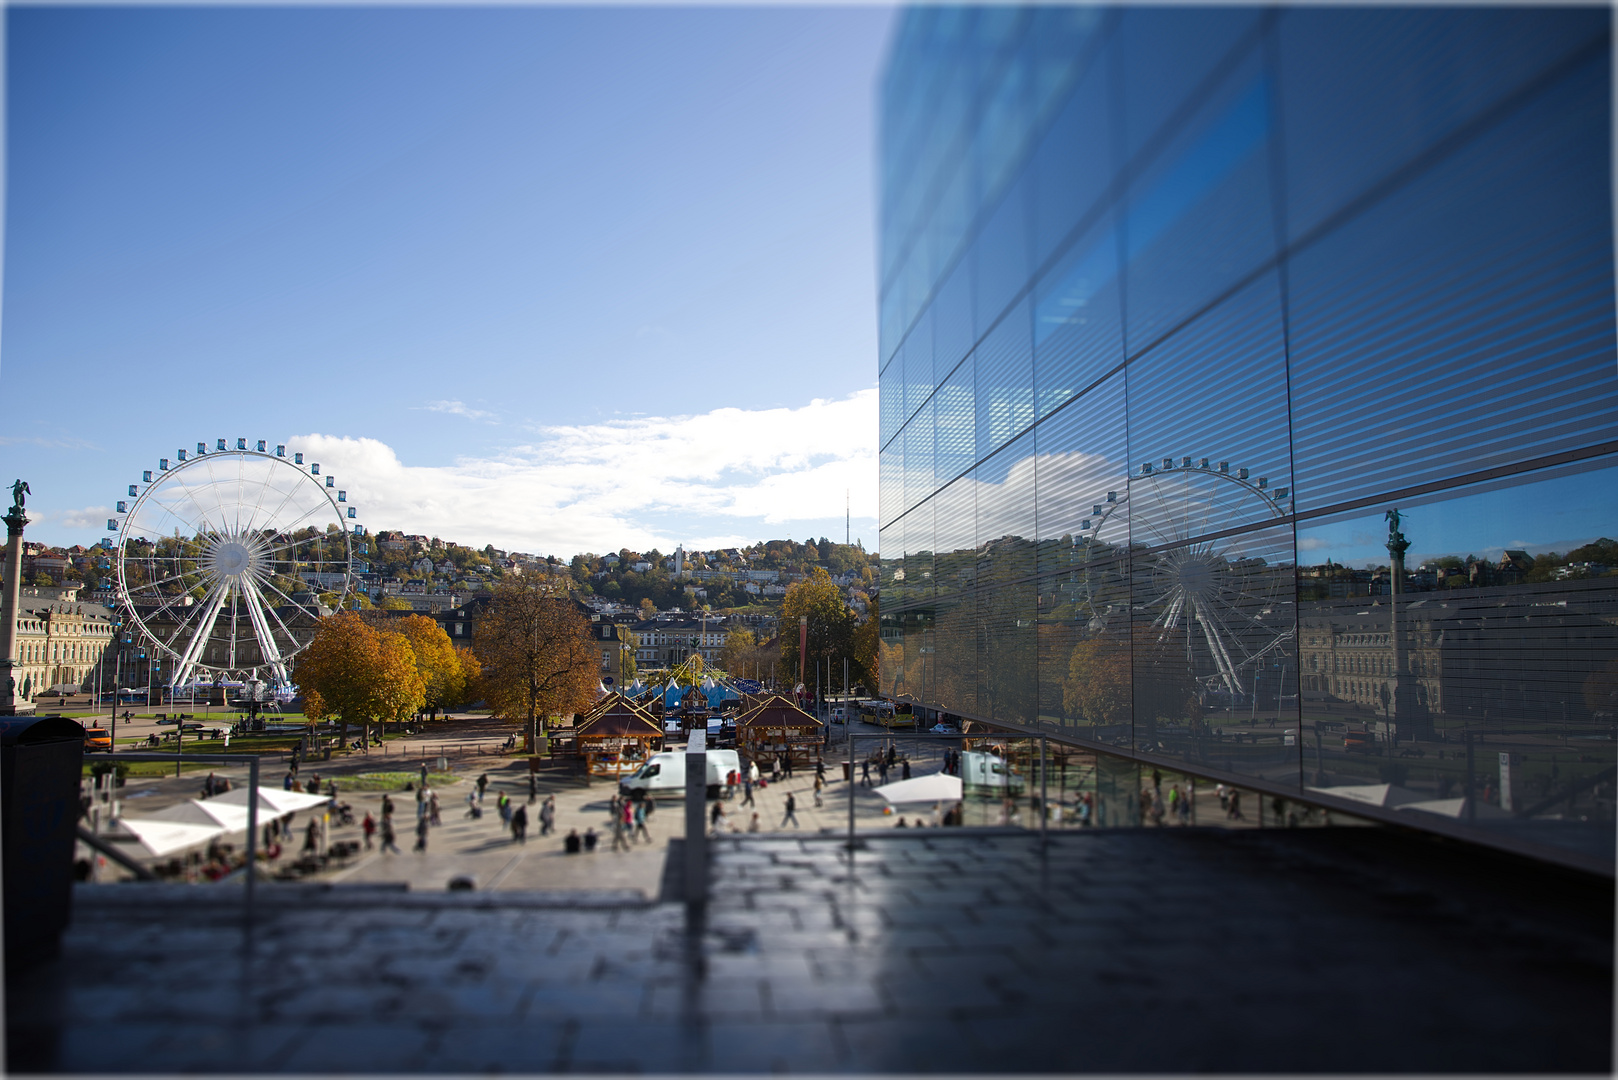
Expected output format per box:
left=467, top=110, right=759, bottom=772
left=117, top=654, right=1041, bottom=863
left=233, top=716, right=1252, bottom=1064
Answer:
left=83, top=727, right=112, bottom=753
left=929, top=722, right=959, bottom=734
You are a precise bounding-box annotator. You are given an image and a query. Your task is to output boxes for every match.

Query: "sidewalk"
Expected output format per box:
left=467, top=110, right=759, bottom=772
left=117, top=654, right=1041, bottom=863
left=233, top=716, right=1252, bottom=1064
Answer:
left=16, top=825, right=1611, bottom=1073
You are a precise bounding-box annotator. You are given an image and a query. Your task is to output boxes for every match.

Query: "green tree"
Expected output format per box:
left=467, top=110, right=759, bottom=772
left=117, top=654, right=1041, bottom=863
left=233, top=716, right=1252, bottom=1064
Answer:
left=778, top=567, right=857, bottom=688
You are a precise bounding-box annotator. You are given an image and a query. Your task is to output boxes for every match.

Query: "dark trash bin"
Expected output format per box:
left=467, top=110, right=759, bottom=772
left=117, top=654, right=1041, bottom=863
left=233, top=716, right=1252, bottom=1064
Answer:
left=1, top=715, right=86, bottom=972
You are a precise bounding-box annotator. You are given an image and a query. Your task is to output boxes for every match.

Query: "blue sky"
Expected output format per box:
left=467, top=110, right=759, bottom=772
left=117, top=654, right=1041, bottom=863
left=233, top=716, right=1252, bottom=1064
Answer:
left=2, top=6, right=894, bottom=556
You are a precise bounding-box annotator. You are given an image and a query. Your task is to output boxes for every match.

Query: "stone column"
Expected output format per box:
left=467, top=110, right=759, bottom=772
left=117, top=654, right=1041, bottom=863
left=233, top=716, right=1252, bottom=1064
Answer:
left=0, top=498, right=35, bottom=716
left=1384, top=508, right=1426, bottom=738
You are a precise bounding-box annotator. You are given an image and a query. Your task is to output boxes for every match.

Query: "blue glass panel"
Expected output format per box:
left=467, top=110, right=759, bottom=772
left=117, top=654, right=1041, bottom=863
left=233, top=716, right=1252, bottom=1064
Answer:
left=1032, top=212, right=1123, bottom=418
left=932, top=254, right=975, bottom=386
left=879, top=442, right=904, bottom=532
left=1123, top=50, right=1277, bottom=356
left=903, top=325, right=934, bottom=422
left=879, top=361, right=904, bottom=450
left=1034, top=369, right=1128, bottom=577
left=1295, top=458, right=1618, bottom=864
left=974, top=296, right=1035, bottom=460
left=1289, top=53, right=1617, bottom=512
left=904, top=399, right=935, bottom=517
left=1027, top=6, right=1108, bottom=134
left=1028, top=46, right=1114, bottom=271
left=1278, top=7, right=1608, bottom=243
left=973, top=173, right=1031, bottom=338
left=1125, top=270, right=1293, bottom=539
left=974, top=43, right=1031, bottom=210
left=1117, top=6, right=1262, bottom=168
left=933, top=355, right=976, bottom=486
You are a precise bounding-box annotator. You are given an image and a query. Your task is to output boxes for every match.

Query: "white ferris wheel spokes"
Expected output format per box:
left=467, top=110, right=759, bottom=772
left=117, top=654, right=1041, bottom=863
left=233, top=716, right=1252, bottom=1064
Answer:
left=1077, top=456, right=1294, bottom=700
left=109, top=441, right=363, bottom=691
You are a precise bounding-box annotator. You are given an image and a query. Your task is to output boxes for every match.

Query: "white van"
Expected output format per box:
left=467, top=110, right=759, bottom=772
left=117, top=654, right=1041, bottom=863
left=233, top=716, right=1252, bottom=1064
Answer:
left=619, top=748, right=741, bottom=800
left=960, top=750, right=1025, bottom=794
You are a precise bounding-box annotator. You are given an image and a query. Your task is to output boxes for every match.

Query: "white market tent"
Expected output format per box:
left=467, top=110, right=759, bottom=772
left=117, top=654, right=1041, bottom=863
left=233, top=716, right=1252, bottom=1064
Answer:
left=116, top=819, right=232, bottom=859
left=873, top=772, right=963, bottom=806
left=115, top=789, right=331, bottom=859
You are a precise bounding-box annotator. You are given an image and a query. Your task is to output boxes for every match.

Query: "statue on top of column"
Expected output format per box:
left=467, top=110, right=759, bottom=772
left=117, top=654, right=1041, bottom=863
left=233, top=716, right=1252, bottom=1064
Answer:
left=8, top=480, right=27, bottom=513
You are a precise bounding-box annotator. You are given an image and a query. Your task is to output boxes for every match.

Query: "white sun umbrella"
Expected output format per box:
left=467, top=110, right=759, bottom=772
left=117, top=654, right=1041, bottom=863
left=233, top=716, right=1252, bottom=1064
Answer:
left=873, top=771, right=963, bottom=806
left=115, top=818, right=227, bottom=858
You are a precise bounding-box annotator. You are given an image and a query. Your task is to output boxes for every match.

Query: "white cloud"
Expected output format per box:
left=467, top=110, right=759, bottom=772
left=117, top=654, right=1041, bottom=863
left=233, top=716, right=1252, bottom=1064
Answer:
left=418, top=400, right=498, bottom=423
left=292, top=389, right=878, bottom=555
left=54, top=505, right=115, bottom=530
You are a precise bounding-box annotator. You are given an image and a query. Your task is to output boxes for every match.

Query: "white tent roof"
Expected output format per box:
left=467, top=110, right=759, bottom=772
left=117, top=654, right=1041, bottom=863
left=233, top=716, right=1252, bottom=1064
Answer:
left=208, top=787, right=330, bottom=816
left=873, top=771, right=963, bottom=806
left=115, top=818, right=227, bottom=858
left=1304, top=783, right=1426, bottom=809
left=149, top=799, right=255, bottom=832
left=1397, top=797, right=1513, bottom=821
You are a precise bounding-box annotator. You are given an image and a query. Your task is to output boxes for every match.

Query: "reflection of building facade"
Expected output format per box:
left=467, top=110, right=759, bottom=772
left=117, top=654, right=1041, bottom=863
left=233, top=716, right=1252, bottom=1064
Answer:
left=877, top=8, right=1616, bottom=868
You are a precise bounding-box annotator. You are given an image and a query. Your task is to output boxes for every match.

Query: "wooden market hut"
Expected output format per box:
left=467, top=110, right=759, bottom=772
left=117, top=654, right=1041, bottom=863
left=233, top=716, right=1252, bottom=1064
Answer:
left=573, top=692, right=664, bottom=779
left=735, top=693, right=824, bottom=769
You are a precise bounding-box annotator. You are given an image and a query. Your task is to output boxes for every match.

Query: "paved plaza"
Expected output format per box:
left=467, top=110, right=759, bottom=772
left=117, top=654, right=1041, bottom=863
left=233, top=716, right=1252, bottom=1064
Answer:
left=12, top=822, right=1611, bottom=1074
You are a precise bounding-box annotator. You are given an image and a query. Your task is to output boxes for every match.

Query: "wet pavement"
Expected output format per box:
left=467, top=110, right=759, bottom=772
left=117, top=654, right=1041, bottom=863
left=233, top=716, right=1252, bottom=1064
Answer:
left=9, top=825, right=1612, bottom=1074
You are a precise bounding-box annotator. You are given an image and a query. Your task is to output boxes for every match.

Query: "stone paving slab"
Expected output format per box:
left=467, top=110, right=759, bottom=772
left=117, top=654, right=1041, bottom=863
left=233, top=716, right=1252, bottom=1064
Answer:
left=8, top=826, right=1613, bottom=1074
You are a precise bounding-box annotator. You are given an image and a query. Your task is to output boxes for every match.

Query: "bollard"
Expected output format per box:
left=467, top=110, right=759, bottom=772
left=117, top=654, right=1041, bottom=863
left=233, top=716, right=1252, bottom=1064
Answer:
left=684, top=729, right=707, bottom=904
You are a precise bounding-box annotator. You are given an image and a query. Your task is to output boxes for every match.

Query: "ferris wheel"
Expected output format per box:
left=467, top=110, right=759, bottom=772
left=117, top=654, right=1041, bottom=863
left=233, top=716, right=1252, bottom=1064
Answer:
left=1074, top=455, right=1294, bottom=699
left=108, top=439, right=362, bottom=690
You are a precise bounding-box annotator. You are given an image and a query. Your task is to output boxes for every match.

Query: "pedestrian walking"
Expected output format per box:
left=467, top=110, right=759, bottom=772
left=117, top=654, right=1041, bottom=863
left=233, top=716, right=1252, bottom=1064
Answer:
left=901, top=758, right=911, bottom=780
left=748, top=760, right=761, bottom=785
left=512, top=802, right=528, bottom=844
left=540, top=796, right=555, bottom=836
left=381, top=793, right=394, bottom=818
left=742, top=776, right=755, bottom=806
left=621, top=799, right=635, bottom=838
left=465, top=791, right=482, bottom=819
left=380, top=815, right=399, bottom=853
left=416, top=785, right=427, bottom=821
left=528, top=771, right=538, bottom=802
left=633, top=800, right=650, bottom=842
left=428, top=790, right=442, bottom=827
left=1228, top=789, right=1244, bottom=821
left=781, top=791, right=799, bottom=828
left=815, top=758, right=826, bottom=783
left=499, top=791, right=513, bottom=829
left=303, top=819, right=319, bottom=854
left=362, top=812, right=376, bottom=850
left=878, top=758, right=889, bottom=785
left=783, top=753, right=793, bottom=779
left=419, top=763, right=429, bottom=790
left=283, top=770, right=295, bottom=791
left=861, top=760, right=871, bottom=786
left=477, top=773, right=489, bottom=802
left=710, top=800, right=722, bottom=830
left=813, top=775, right=823, bottom=809
left=612, top=813, right=630, bottom=851
left=413, top=816, right=429, bottom=854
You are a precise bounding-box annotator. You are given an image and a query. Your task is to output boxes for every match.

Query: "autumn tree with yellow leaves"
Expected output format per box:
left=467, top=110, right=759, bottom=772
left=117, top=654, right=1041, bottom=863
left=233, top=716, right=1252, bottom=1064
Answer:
left=296, top=610, right=425, bottom=750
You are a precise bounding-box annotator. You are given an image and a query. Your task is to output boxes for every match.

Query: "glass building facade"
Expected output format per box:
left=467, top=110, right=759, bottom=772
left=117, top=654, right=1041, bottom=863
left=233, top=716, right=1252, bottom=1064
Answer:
left=876, top=7, right=1616, bottom=871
